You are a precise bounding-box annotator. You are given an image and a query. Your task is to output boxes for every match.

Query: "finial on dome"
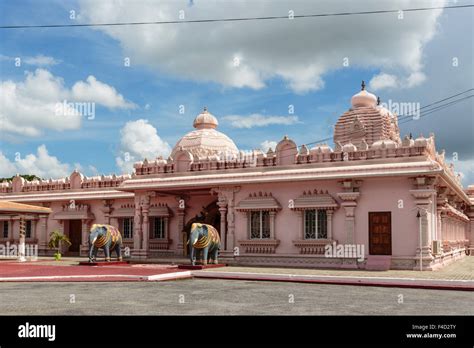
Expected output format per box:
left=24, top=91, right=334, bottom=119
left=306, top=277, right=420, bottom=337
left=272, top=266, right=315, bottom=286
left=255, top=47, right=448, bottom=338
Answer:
left=377, top=96, right=381, bottom=105
left=203, top=106, right=208, bottom=112
left=361, top=80, right=366, bottom=91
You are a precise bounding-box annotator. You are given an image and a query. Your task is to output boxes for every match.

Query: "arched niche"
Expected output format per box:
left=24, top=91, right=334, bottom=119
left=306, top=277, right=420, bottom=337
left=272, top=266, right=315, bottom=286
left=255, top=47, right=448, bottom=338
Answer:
left=275, top=136, right=298, bottom=166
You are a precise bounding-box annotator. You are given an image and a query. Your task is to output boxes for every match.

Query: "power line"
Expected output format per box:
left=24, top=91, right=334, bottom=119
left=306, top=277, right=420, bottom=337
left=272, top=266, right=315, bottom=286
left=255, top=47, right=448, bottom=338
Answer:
left=1, top=4, right=473, bottom=29
left=169, top=88, right=473, bottom=163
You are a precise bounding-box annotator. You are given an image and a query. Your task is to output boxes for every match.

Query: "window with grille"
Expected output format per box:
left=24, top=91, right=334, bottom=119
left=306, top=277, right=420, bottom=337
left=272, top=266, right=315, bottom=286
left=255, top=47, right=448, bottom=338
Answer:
left=121, top=218, right=134, bottom=239
left=250, top=211, right=270, bottom=239
left=2, top=221, right=8, bottom=238
left=25, top=220, right=32, bottom=238
left=304, top=209, right=327, bottom=239
left=151, top=217, right=165, bottom=239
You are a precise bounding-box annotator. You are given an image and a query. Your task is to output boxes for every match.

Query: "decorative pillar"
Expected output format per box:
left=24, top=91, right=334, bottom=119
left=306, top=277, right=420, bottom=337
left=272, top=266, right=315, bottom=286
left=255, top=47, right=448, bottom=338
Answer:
left=297, top=210, right=304, bottom=239
left=133, top=194, right=142, bottom=253
left=269, top=211, right=276, bottom=239
left=141, top=194, right=151, bottom=256
left=81, top=219, right=91, bottom=256
left=176, top=196, right=187, bottom=256
left=164, top=217, right=169, bottom=239
left=12, top=219, right=19, bottom=242
left=211, top=186, right=241, bottom=255
left=336, top=192, right=360, bottom=244
left=410, top=189, right=436, bottom=269
left=216, top=195, right=228, bottom=248
left=326, top=210, right=333, bottom=240
left=38, top=214, right=48, bottom=254
left=102, top=200, right=114, bottom=224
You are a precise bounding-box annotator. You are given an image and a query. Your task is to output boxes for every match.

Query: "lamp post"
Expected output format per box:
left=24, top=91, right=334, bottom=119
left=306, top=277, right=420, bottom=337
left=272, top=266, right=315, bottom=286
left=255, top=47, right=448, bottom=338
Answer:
left=417, top=210, right=422, bottom=271
left=413, top=206, right=429, bottom=271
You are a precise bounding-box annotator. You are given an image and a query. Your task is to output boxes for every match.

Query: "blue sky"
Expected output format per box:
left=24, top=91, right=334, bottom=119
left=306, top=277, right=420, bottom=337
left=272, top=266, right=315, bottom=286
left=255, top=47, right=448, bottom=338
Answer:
left=0, top=0, right=473, bottom=184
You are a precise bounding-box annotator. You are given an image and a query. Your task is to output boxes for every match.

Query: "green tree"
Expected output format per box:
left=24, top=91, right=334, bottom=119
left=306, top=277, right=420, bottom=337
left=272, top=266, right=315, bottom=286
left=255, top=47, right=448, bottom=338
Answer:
left=48, top=230, right=71, bottom=260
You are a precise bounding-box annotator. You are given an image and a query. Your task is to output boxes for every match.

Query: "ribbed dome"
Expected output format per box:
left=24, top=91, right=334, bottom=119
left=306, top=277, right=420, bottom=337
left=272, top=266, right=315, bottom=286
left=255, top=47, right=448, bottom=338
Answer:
left=171, top=107, right=239, bottom=159
left=334, top=82, right=401, bottom=149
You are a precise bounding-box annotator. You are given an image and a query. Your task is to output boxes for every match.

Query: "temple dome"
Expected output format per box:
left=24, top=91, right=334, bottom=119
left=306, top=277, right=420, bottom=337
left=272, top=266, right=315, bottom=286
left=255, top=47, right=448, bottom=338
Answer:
left=334, top=81, right=401, bottom=149
left=171, top=107, right=239, bottom=159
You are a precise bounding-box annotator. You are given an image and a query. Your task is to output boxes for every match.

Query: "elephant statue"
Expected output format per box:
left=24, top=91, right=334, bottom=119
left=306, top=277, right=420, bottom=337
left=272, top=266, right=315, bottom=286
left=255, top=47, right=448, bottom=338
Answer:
left=89, top=224, right=123, bottom=262
left=189, top=223, right=220, bottom=266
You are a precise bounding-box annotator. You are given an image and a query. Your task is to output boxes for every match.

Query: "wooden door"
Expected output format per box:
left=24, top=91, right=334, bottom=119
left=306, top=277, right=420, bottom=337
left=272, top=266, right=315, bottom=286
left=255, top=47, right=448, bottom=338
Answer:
left=68, top=220, right=82, bottom=253
left=369, top=212, right=392, bottom=255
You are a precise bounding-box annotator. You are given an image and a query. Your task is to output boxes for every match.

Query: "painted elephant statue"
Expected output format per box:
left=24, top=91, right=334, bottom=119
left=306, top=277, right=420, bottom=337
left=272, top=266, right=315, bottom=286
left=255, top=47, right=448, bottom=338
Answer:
left=89, top=224, right=123, bottom=262
left=189, top=223, right=220, bottom=266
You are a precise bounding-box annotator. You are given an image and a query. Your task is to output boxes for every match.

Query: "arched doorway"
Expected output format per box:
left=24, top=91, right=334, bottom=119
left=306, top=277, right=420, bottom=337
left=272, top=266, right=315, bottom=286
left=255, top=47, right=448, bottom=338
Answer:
left=183, top=201, right=221, bottom=255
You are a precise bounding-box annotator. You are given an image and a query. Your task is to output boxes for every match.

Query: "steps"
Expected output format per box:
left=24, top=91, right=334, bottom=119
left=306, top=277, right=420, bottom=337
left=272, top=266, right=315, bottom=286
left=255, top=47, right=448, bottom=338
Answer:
left=365, top=255, right=392, bottom=271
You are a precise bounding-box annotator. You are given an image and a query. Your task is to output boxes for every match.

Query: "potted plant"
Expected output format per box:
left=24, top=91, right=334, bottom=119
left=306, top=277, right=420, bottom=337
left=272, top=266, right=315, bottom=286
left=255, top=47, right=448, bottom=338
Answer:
left=48, top=230, right=71, bottom=261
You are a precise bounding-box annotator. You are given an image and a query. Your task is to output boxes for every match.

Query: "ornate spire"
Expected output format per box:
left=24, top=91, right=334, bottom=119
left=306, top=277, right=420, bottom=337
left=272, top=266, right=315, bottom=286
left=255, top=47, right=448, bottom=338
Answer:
left=377, top=96, right=381, bottom=105
left=361, top=80, right=366, bottom=91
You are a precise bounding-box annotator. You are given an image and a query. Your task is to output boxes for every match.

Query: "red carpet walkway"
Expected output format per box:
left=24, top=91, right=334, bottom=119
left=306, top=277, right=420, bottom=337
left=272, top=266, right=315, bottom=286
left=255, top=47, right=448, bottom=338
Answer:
left=0, top=261, right=191, bottom=282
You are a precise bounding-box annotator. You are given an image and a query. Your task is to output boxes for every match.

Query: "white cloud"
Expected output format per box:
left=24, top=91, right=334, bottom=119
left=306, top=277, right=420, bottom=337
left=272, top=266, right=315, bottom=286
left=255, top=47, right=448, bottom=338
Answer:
left=115, top=119, right=171, bottom=173
left=0, top=69, right=135, bottom=137
left=369, top=71, right=427, bottom=91
left=223, top=114, right=300, bottom=128
left=0, top=145, right=73, bottom=179
left=369, top=73, right=399, bottom=90
left=23, top=54, right=61, bottom=66
left=79, top=0, right=446, bottom=93
left=260, top=140, right=277, bottom=152
left=71, top=76, right=135, bottom=109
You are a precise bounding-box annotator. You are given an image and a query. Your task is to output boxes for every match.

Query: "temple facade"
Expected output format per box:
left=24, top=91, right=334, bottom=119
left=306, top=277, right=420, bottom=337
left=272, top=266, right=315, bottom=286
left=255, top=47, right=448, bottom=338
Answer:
left=1, top=84, right=473, bottom=270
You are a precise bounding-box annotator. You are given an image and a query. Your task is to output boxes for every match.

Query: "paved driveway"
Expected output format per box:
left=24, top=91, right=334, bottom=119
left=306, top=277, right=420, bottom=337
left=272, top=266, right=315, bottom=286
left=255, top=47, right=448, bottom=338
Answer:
left=0, top=279, right=472, bottom=315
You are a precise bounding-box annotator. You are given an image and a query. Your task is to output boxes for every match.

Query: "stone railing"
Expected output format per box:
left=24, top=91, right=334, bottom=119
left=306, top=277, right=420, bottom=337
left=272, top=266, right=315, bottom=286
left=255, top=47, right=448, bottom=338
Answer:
left=133, top=134, right=436, bottom=177
left=238, top=239, right=280, bottom=254
left=0, top=173, right=132, bottom=193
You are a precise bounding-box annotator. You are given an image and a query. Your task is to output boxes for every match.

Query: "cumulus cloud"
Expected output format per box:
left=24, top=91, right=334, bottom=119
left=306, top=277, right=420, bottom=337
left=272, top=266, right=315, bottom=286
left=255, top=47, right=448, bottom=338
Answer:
left=0, top=145, right=74, bottom=179
left=71, top=76, right=135, bottom=109
left=223, top=114, right=300, bottom=128
left=0, top=69, right=135, bottom=137
left=369, top=71, right=427, bottom=91
left=115, top=119, right=171, bottom=173
left=79, top=0, right=445, bottom=93
left=260, top=140, right=277, bottom=152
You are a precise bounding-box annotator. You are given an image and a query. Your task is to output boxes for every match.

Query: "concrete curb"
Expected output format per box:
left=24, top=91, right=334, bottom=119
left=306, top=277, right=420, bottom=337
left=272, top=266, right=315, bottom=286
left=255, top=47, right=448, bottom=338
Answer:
left=146, top=271, right=192, bottom=281
left=191, top=271, right=474, bottom=291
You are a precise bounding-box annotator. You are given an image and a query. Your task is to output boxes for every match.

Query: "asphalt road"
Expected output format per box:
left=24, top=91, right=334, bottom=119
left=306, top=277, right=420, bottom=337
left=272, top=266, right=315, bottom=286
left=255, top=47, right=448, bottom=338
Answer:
left=0, top=279, right=472, bottom=315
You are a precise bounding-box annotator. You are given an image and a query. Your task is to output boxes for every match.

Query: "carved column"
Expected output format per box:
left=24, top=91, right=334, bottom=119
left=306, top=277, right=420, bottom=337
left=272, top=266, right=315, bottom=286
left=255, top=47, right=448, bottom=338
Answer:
left=38, top=214, right=48, bottom=255
left=176, top=196, right=187, bottom=256
left=133, top=194, right=142, bottom=253
left=102, top=200, right=114, bottom=224
left=269, top=211, right=276, bottom=239
left=297, top=210, right=304, bottom=239
left=211, top=186, right=240, bottom=252
left=217, top=199, right=227, bottom=248
left=327, top=210, right=333, bottom=240
left=410, top=189, right=436, bottom=269
left=336, top=192, right=360, bottom=244
left=81, top=219, right=91, bottom=256
left=141, top=194, right=151, bottom=255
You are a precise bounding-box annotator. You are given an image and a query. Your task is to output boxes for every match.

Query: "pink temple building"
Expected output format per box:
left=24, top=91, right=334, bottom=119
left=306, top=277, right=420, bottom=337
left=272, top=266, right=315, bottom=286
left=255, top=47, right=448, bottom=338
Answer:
left=1, top=85, right=473, bottom=270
